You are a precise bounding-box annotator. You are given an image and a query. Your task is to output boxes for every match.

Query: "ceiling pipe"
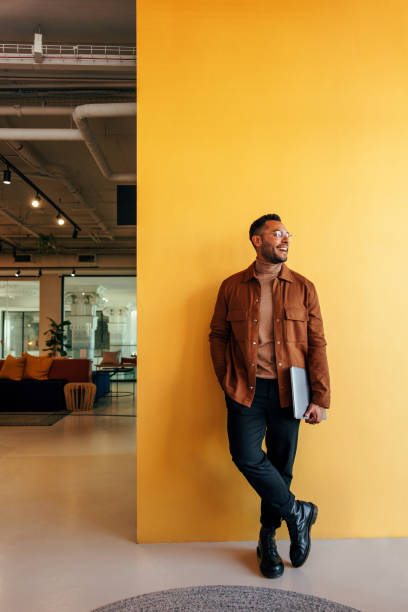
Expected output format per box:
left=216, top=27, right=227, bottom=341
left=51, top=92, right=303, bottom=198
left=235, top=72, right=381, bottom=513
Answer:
left=0, top=106, right=73, bottom=116
left=72, top=102, right=136, bottom=183
left=0, top=128, right=81, bottom=140
left=0, top=103, right=135, bottom=183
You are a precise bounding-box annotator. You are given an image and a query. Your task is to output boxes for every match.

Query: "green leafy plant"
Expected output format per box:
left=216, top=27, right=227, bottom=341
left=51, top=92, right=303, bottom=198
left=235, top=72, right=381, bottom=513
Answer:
left=37, top=233, right=58, bottom=255
left=43, top=317, right=71, bottom=357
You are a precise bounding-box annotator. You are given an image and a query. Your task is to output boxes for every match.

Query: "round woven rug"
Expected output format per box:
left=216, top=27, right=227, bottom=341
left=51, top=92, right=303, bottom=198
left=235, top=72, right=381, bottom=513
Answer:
left=93, top=585, right=360, bottom=611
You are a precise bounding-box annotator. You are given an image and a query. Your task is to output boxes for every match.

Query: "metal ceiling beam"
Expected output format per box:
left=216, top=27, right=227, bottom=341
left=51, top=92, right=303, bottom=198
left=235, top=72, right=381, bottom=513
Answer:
left=0, top=208, right=40, bottom=237
left=0, top=234, right=27, bottom=250
left=3, top=135, right=112, bottom=241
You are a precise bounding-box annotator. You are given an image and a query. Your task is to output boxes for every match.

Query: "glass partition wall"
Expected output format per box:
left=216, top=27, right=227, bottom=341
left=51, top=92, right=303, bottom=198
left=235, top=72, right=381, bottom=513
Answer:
left=62, top=276, right=136, bottom=368
left=0, top=281, right=40, bottom=357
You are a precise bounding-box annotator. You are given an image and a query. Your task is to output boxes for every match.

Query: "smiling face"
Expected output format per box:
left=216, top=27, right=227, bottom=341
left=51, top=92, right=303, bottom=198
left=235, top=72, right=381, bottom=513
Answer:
left=251, top=219, right=289, bottom=264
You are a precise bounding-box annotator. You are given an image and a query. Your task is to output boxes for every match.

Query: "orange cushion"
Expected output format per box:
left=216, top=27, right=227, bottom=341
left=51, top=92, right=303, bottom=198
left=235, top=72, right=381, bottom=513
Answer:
left=22, top=353, right=53, bottom=381
left=0, top=355, right=26, bottom=381
left=99, top=350, right=121, bottom=366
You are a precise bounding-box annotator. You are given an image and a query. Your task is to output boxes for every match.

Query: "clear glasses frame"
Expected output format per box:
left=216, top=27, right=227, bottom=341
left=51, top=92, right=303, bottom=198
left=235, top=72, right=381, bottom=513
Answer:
left=268, top=230, right=294, bottom=241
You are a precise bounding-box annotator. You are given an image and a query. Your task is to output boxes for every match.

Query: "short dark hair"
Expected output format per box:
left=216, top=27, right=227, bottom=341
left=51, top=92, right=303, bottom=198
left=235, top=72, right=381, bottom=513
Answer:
left=249, top=214, right=281, bottom=242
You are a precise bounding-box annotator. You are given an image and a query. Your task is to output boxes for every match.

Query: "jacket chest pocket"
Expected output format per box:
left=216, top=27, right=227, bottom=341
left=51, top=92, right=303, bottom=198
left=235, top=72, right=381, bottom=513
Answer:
left=284, top=307, right=308, bottom=343
left=227, top=309, right=248, bottom=341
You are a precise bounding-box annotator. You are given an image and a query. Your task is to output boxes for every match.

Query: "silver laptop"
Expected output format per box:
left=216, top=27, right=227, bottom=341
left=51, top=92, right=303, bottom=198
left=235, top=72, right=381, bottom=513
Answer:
left=290, top=366, right=326, bottom=420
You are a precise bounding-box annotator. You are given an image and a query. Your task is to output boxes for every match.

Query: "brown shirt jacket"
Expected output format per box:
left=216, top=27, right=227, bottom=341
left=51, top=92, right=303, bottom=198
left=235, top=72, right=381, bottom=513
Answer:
left=209, top=261, right=330, bottom=409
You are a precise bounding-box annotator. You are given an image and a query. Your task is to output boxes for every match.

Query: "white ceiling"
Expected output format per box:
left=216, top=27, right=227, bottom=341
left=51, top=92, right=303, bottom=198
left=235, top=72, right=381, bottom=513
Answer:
left=0, top=1, right=136, bottom=259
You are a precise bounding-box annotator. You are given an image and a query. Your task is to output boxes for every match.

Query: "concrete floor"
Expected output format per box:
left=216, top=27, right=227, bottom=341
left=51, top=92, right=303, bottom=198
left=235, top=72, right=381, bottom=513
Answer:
left=0, top=386, right=406, bottom=612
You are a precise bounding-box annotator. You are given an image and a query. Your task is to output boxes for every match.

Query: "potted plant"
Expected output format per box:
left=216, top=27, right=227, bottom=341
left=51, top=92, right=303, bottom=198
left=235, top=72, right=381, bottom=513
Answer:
left=43, top=317, right=72, bottom=357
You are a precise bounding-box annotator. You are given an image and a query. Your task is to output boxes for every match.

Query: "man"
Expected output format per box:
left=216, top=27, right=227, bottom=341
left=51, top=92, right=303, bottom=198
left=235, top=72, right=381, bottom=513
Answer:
left=209, top=214, right=330, bottom=578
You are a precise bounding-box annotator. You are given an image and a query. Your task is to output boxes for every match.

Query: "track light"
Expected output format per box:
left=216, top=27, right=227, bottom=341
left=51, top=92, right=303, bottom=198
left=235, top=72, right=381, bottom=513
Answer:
left=15, top=269, right=20, bottom=277
left=38, top=269, right=42, bottom=277
left=56, top=214, right=65, bottom=226
left=31, top=193, right=40, bottom=208
left=72, top=227, right=79, bottom=239
left=71, top=268, right=76, bottom=277
left=3, top=168, right=11, bottom=184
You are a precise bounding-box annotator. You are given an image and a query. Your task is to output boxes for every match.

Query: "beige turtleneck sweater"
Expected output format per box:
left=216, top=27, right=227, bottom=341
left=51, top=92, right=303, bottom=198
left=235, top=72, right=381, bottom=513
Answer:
left=255, top=258, right=282, bottom=379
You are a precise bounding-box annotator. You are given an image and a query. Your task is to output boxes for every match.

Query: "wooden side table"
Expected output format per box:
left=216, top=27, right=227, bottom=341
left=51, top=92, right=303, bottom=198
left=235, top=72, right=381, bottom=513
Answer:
left=64, top=382, right=97, bottom=412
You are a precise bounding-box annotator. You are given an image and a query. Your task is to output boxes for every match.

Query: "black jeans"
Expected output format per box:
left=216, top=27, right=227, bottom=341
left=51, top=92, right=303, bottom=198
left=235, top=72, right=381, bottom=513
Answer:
left=226, top=377, right=300, bottom=529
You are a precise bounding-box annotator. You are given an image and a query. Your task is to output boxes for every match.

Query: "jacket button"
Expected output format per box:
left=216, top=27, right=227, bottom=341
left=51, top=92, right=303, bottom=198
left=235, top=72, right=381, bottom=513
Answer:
left=278, top=362, right=282, bottom=366
left=249, top=386, right=254, bottom=390
left=251, top=362, right=255, bottom=366
left=253, top=319, right=258, bottom=323
left=255, top=298, right=259, bottom=302
left=276, top=318, right=280, bottom=322
left=277, top=340, right=280, bottom=344
left=252, top=341, right=257, bottom=344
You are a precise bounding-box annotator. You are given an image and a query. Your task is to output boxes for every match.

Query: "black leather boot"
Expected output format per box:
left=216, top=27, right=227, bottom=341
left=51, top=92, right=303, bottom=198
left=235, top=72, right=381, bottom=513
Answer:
left=256, top=526, right=284, bottom=578
left=285, top=500, right=318, bottom=568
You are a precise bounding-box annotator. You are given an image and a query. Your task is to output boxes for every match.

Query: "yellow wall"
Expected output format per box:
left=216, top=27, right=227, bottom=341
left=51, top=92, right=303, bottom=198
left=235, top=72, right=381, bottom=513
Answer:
left=137, top=0, right=408, bottom=542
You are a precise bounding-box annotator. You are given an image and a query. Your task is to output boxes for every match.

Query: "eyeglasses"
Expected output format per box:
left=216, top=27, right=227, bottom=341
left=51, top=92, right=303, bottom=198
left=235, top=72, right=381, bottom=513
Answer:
left=268, top=230, right=293, bottom=241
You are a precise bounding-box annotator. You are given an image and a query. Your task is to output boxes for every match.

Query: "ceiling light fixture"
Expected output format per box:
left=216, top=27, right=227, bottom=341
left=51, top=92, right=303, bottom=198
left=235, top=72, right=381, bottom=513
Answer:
left=3, top=168, right=11, bottom=184
left=72, top=227, right=79, bottom=239
left=31, top=193, right=40, bottom=208
left=15, top=269, right=20, bottom=277
left=38, top=269, right=42, bottom=277
left=71, top=269, right=76, bottom=277
left=56, top=214, right=65, bottom=226
left=0, top=153, right=82, bottom=239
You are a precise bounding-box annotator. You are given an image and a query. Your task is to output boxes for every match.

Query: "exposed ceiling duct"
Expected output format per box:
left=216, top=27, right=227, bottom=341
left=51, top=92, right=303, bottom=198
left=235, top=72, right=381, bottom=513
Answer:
left=72, top=102, right=136, bottom=183
left=0, top=102, right=136, bottom=183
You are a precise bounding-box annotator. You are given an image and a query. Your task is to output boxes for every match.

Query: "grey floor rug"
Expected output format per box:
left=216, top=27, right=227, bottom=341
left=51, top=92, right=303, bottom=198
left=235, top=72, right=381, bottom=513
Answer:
left=0, top=412, right=69, bottom=426
left=93, top=585, right=360, bottom=612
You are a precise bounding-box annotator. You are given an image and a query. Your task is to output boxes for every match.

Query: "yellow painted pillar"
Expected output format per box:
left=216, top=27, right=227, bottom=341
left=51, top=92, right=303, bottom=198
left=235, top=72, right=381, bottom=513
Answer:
left=137, top=0, right=408, bottom=542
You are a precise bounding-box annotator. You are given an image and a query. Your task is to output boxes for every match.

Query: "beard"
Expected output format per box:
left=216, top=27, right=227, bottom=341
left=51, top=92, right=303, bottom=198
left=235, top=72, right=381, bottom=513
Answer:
left=260, top=243, right=287, bottom=263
